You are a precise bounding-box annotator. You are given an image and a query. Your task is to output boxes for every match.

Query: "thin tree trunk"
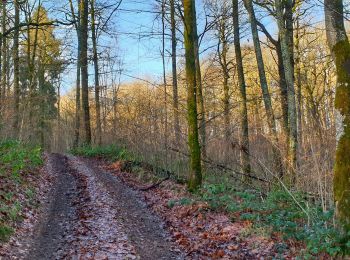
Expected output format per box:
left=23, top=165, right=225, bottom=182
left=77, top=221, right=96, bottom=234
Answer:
left=161, top=0, right=168, bottom=166
left=170, top=0, right=181, bottom=143
left=74, top=47, right=81, bottom=148
left=91, top=0, right=102, bottom=146
left=13, top=0, right=20, bottom=137
left=5, top=36, right=9, bottom=95
left=70, top=0, right=81, bottom=148
left=324, top=0, right=350, bottom=233
left=2, top=2, right=7, bottom=102
left=255, top=21, right=289, bottom=144
left=244, top=0, right=284, bottom=176
left=29, top=4, right=41, bottom=137
left=57, top=81, right=61, bottom=150
left=183, top=0, right=202, bottom=191
left=80, top=0, right=91, bottom=145
left=217, top=18, right=230, bottom=150
left=192, top=1, right=206, bottom=161
left=232, top=0, right=251, bottom=175
left=0, top=8, right=2, bottom=115
left=295, top=17, right=303, bottom=148
left=276, top=0, right=298, bottom=179
left=276, top=41, right=289, bottom=141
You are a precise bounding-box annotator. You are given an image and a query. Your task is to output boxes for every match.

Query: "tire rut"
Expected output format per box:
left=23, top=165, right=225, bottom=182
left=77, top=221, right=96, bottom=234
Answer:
left=26, top=153, right=78, bottom=260
left=24, top=154, right=181, bottom=260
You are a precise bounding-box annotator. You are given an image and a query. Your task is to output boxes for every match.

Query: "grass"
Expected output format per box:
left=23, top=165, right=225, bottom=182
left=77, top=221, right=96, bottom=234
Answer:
left=0, top=139, right=43, bottom=242
left=0, top=225, right=13, bottom=242
left=69, top=144, right=349, bottom=258
left=71, top=144, right=135, bottom=161
left=0, top=140, right=42, bottom=180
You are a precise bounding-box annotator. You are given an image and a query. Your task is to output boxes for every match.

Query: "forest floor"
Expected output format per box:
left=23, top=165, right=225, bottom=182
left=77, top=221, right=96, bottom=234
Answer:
left=1, top=152, right=329, bottom=259
left=0, top=154, right=181, bottom=260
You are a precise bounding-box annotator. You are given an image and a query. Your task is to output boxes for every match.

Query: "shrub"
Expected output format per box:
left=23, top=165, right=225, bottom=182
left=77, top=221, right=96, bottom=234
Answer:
left=71, top=145, right=133, bottom=161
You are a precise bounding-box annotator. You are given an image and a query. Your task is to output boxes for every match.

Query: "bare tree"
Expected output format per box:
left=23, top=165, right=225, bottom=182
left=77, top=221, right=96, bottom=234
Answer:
left=91, top=0, right=102, bottom=145
left=69, top=0, right=82, bottom=148
left=13, top=0, right=20, bottom=137
left=170, top=0, right=181, bottom=142
left=183, top=0, right=202, bottom=190
left=232, top=0, right=251, bottom=175
left=244, top=0, right=284, bottom=176
left=80, top=0, right=91, bottom=145
left=324, top=0, right=350, bottom=234
left=275, top=0, right=298, bottom=178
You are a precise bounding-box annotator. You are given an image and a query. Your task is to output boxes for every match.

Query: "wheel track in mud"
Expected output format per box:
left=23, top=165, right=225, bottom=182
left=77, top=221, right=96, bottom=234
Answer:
left=22, top=153, right=181, bottom=260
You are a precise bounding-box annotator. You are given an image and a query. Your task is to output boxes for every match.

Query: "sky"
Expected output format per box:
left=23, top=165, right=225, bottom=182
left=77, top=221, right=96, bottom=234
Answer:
left=42, top=0, right=328, bottom=94
left=102, top=0, right=326, bottom=83
left=116, top=0, right=166, bottom=81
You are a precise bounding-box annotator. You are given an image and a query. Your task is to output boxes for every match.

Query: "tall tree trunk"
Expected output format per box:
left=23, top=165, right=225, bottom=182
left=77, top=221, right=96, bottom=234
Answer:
left=276, top=0, right=298, bottom=179
left=29, top=4, right=41, bottom=139
left=57, top=81, right=61, bottom=150
left=217, top=18, right=230, bottom=152
left=192, top=1, right=206, bottom=160
left=91, top=0, right=102, bottom=146
left=324, top=0, right=350, bottom=233
left=80, top=0, right=91, bottom=145
left=74, top=42, right=81, bottom=148
left=244, top=0, right=284, bottom=176
left=255, top=21, right=289, bottom=144
left=276, top=41, right=289, bottom=141
left=170, top=0, right=181, bottom=143
left=0, top=21, right=2, bottom=117
left=2, top=2, right=7, bottom=102
left=13, top=0, right=20, bottom=137
left=232, top=0, right=251, bottom=175
left=0, top=10, right=2, bottom=115
left=5, top=35, right=9, bottom=95
left=70, top=0, right=81, bottom=148
left=295, top=17, right=303, bottom=148
left=161, top=0, right=168, bottom=165
left=38, top=66, right=45, bottom=148
left=183, top=0, right=202, bottom=191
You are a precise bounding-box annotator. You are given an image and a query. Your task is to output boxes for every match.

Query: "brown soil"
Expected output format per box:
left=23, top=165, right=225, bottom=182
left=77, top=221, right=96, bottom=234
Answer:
left=1, top=154, right=181, bottom=260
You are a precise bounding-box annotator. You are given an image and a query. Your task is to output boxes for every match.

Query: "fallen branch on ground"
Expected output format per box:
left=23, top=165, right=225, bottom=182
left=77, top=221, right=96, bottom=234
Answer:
left=118, top=160, right=174, bottom=191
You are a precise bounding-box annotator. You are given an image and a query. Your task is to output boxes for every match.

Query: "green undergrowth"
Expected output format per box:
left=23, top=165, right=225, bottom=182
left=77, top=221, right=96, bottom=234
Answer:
left=0, top=140, right=43, bottom=242
left=71, top=144, right=135, bottom=162
left=195, top=182, right=348, bottom=258
left=69, top=145, right=348, bottom=257
left=71, top=145, right=187, bottom=183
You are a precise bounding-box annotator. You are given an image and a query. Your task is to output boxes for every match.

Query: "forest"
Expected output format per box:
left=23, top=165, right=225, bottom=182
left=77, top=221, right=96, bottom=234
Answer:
left=1, top=0, right=350, bottom=259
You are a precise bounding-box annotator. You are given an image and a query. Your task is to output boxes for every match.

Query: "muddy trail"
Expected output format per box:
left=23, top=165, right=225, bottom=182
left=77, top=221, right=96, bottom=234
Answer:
left=4, top=154, right=181, bottom=260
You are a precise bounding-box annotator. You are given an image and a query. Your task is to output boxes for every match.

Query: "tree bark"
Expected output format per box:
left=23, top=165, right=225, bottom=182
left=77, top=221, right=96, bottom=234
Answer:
left=2, top=2, right=7, bottom=102
left=80, top=0, right=91, bottom=145
left=295, top=16, right=303, bottom=147
left=276, top=0, right=298, bottom=179
left=192, top=1, right=206, bottom=161
left=69, top=0, right=81, bottom=148
left=244, top=0, right=284, bottom=176
left=13, top=0, right=20, bottom=137
left=217, top=16, right=230, bottom=152
left=276, top=41, right=289, bottom=140
left=161, top=0, right=168, bottom=165
left=91, top=0, right=102, bottom=146
left=183, top=0, right=202, bottom=191
left=232, top=0, right=251, bottom=175
left=170, top=0, right=181, bottom=143
left=255, top=20, right=289, bottom=145
left=324, top=0, right=350, bottom=233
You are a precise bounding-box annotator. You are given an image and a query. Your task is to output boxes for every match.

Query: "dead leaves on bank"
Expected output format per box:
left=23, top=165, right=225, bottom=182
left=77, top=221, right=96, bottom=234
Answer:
left=106, top=161, right=280, bottom=259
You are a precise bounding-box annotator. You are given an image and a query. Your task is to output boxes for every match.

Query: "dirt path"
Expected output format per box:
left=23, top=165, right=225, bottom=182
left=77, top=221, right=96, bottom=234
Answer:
left=5, top=154, right=181, bottom=260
